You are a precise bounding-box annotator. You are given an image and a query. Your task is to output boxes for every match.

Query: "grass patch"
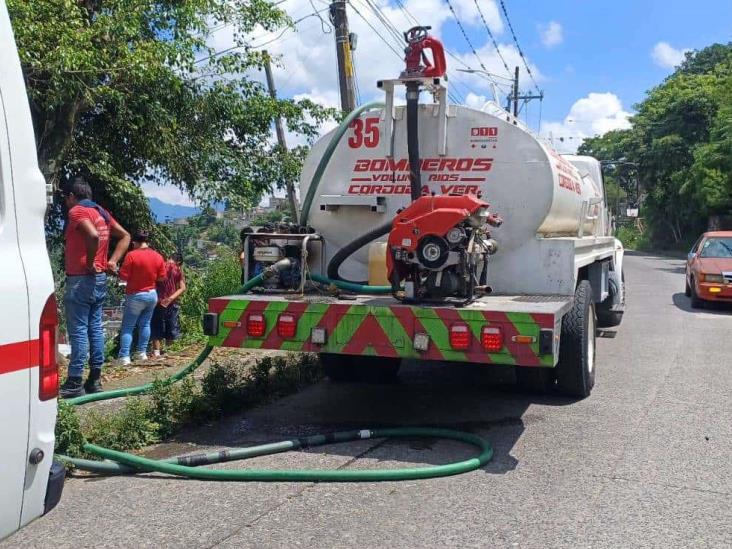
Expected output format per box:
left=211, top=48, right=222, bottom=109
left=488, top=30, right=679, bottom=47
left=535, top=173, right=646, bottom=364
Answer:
left=55, top=352, right=323, bottom=459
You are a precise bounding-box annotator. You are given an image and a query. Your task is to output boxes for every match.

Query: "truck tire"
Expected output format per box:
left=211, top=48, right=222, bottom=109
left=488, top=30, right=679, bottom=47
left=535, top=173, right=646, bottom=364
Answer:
left=515, top=366, right=554, bottom=394
left=596, top=308, right=623, bottom=328
left=320, top=353, right=401, bottom=383
left=597, top=269, right=624, bottom=328
left=555, top=280, right=596, bottom=398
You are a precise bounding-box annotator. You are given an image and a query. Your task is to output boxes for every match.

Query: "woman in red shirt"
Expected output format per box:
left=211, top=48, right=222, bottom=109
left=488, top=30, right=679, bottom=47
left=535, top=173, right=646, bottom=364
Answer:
left=117, top=231, right=166, bottom=365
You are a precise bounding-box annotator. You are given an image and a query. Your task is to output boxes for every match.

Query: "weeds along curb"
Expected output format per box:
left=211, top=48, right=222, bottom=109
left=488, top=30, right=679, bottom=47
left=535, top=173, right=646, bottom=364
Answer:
left=55, top=351, right=323, bottom=459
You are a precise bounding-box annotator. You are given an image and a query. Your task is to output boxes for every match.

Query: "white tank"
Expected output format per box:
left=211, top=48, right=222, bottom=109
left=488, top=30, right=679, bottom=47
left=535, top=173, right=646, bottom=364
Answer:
left=300, top=102, right=607, bottom=288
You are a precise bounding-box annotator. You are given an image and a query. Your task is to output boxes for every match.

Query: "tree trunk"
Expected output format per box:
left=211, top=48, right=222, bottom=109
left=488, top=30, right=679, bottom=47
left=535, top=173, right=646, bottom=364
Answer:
left=35, top=99, right=83, bottom=189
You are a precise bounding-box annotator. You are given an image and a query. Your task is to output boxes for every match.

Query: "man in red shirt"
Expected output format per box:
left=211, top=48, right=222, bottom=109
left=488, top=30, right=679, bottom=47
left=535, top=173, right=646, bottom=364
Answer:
left=60, top=178, right=130, bottom=398
left=117, top=231, right=167, bottom=365
left=151, top=253, right=186, bottom=357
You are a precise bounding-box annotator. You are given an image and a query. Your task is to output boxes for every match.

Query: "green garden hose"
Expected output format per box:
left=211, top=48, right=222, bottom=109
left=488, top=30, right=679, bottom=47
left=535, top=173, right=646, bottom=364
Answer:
left=64, top=345, right=214, bottom=406
left=300, top=101, right=385, bottom=226
left=308, top=273, right=392, bottom=294
left=58, top=346, right=493, bottom=481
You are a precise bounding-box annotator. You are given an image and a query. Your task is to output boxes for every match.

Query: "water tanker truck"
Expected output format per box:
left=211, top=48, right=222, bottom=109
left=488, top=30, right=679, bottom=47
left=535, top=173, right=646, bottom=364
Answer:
left=204, top=27, right=625, bottom=398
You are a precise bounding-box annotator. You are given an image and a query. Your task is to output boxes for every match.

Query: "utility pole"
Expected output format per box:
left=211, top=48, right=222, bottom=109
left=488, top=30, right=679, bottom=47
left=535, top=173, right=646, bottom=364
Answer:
left=263, top=51, right=299, bottom=224
left=506, top=65, right=543, bottom=122
left=512, top=66, right=519, bottom=118
left=330, top=0, right=357, bottom=113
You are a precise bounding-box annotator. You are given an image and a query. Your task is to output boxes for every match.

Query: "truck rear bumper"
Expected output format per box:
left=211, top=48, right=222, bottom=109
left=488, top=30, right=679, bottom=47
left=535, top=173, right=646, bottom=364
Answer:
left=207, top=294, right=572, bottom=367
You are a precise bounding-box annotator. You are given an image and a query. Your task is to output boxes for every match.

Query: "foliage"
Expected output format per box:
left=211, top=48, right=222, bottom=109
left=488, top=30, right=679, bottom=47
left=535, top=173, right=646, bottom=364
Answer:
left=579, top=42, right=732, bottom=248
left=7, top=0, right=336, bottom=239
left=55, top=352, right=322, bottom=458
left=178, top=255, right=242, bottom=341
left=82, top=398, right=161, bottom=451
left=615, top=224, right=651, bottom=251
left=55, top=400, right=86, bottom=457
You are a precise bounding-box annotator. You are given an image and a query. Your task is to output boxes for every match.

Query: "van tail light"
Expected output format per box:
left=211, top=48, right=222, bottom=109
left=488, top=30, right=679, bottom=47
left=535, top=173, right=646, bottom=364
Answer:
left=481, top=326, right=504, bottom=352
left=246, top=314, right=266, bottom=337
left=277, top=314, right=297, bottom=338
left=39, top=294, right=59, bottom=401
left=449, top=324, right=470, bottom=350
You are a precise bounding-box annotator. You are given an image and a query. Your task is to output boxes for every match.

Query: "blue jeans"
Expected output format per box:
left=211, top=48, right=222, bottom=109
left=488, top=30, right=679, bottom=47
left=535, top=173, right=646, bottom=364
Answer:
left=64, top=274, right=107, bottom=378
left=119, top=290, right=158, bottom=358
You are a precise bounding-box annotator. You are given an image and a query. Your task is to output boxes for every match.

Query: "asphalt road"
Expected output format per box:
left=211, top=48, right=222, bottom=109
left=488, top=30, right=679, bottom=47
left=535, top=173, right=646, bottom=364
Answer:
left=5, top=253, right=731, bottom=548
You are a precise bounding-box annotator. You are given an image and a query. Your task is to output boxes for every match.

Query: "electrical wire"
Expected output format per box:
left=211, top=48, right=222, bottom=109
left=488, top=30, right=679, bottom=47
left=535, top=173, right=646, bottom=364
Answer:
left=309, top=0, right=333, bottom=33
left=444, top=0, right=487, bottom=70
left=472, top=0, right=512, bottom=78
left=361, top=0, right=404, bottom=44
left=498, top=0, right=541, bottom=94
left=195, top=7, right=331, bottom=64
left=347, top=0, right=403, bottom=58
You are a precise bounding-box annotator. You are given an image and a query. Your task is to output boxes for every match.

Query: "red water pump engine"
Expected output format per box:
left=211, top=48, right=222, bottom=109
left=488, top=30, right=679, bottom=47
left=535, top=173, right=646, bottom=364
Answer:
left=386, top=194, right=502, bottom=304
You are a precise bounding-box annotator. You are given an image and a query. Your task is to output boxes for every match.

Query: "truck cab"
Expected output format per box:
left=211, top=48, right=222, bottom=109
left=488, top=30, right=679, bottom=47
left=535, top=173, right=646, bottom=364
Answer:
left=0, top=1, right=64, bottom=540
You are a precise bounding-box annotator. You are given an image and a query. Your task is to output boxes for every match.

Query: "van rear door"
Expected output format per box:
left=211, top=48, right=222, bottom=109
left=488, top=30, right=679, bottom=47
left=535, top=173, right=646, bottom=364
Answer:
left=0, top=72, right=32, bottom=539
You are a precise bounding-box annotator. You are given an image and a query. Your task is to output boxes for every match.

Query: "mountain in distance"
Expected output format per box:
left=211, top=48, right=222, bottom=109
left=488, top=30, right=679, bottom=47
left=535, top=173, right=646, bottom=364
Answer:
left=147, top=197, right=200, bottom=222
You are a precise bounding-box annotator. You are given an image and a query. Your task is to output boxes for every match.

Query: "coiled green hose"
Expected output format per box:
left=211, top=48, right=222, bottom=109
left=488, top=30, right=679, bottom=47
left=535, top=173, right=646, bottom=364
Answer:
left=59, top=345, right=493, bottom=481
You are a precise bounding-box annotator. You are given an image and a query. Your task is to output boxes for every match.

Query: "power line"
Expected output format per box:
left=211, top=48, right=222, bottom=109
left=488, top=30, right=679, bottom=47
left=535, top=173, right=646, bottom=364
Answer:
left=361, top=0, right=404, bottom=44
left=498, top=0, right=541, bottom=94
left=472, top=0, right=512, bottom=78
left=347, top=0, right=403, bottom=58
left=309, top=0, right=333, bottom=33
left=444, top=0, right=492, bottom=76
left=195, top=8, right=331, bottom=64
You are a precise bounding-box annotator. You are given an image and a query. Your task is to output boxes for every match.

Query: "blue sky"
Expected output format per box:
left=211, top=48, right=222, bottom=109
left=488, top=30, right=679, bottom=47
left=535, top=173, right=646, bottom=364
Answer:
left=493, top=0, right=732, bottom=122
left=145, top=0, right=732, bottom=205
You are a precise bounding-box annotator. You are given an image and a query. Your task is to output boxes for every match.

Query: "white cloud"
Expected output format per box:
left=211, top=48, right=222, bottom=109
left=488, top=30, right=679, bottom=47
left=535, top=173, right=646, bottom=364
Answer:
left=541, top=92, right=631, bottom=153
left=208, top=0, right=521, bottom=108
left=651, top=41, right=690, bottom=69
left=538, top=21, right=563, bottom=48
left=464, top=92, right=488, bottom=109
left=141, top=182, right=196, bottom=207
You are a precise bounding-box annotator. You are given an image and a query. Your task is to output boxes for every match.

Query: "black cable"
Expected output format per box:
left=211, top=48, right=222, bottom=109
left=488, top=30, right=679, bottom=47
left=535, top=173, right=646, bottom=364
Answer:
left=444, top=0, right=491, bottom=77
left=499, top=0, right=541, bottom=94
left=472, top=0, right=512, bottom=78
left=347, top=0, right=404, bottom=59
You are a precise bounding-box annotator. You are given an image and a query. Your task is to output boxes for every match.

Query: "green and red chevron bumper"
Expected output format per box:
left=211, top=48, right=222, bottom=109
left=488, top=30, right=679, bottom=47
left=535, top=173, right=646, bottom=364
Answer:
left=207, top=295, right=571, bottom=367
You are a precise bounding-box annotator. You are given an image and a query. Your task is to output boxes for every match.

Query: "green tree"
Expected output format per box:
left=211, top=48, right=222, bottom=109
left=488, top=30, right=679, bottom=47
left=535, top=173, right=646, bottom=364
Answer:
left=579, top=42, right=732, bottom=246
left=8, top=0, right=334, bottom=238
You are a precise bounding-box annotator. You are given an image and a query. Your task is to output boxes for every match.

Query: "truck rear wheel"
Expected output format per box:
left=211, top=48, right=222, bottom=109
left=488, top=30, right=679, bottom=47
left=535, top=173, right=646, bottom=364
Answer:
left=320, top=354, right=401, bottom=383
left=555, top=280, right=596, bottom=398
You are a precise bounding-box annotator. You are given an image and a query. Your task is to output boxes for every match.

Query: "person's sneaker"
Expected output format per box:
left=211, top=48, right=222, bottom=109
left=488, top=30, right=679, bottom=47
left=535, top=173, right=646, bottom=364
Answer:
left=59, top=377, right=85, bottom=399
left=83, top=369, right=103, bottom=394
left=152, top=349, right=161, bottom=358
left=134, top=352, right=148, bottom=362
left=117, top=356, right=131, bottom=366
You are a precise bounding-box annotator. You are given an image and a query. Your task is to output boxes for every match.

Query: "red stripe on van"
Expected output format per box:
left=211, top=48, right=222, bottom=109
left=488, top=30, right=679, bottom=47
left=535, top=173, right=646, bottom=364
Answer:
left=0, top=339, right=39, bottom=375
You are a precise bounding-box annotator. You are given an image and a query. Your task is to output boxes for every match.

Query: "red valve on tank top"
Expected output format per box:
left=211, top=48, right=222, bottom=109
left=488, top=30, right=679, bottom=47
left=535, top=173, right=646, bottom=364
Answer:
left=401, top=26, right=447, bottom=78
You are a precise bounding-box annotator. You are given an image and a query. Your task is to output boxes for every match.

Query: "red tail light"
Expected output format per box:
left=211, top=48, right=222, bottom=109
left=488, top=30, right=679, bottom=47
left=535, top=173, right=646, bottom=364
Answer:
left=277, top=314, right=297, bottom=338
left=246, top=314, right=266, bottom=337
left=481, top=326, right=504, bottom=352
left=39, top=294, right=59, bottom=401
left=449, top=324, right=470, bottom=350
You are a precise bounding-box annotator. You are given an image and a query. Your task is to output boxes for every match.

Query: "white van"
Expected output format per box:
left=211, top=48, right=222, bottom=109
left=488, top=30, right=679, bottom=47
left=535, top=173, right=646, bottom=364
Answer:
left=0, top=0, right=64, bottom=540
